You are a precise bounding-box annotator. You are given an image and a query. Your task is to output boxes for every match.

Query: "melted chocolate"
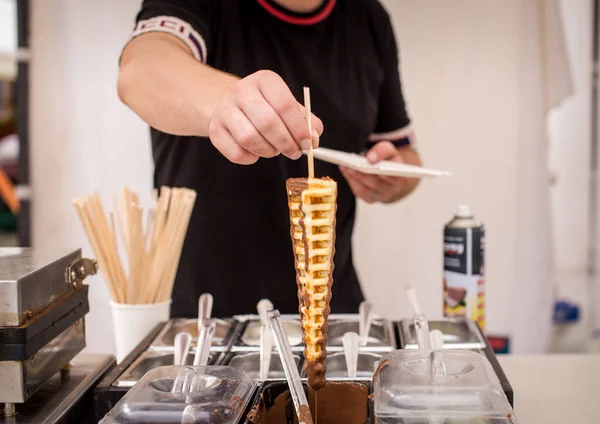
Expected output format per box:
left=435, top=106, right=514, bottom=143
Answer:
left=246, top=382, right=368, bottom=424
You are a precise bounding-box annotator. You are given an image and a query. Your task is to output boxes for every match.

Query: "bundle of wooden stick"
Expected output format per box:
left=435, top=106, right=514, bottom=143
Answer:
left=73, top=187, right=197, bottom=304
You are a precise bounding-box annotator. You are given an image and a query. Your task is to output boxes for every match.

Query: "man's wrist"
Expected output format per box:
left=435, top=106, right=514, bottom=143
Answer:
left=196, top=67, right=240, bottom=136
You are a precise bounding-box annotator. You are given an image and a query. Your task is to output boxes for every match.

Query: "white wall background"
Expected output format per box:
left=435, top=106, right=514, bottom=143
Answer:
left=30, top=0, right=152, bottom=353
left=547, top=0, right=592, bottom=351
left=28, top=0, right=591, bottom=355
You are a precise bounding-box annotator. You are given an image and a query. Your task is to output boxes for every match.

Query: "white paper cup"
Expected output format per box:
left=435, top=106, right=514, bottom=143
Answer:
left=110, top=300, right=171, bottom=363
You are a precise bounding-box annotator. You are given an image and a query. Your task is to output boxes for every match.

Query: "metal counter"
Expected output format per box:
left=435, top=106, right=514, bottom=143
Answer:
left=0, top=353, right=115, bottom=424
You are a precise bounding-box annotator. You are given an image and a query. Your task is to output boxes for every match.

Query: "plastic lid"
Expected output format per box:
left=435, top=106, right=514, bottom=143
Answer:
left=99, top=366, right=255, bottom=424
left=373, top=350, right=518, bottom=422
left=456, top=204, right=472, bottom=218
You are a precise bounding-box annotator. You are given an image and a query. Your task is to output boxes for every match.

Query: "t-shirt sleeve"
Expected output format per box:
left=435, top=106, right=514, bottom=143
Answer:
left=368, top=13, right=414, bottom=148
left=125, top=0, right=219, bottom=64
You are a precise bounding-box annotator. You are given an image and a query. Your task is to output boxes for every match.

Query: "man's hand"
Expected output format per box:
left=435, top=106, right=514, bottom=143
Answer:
left=340, top=141, right=421, bottom=204
left=208, top=70, right=323, bottom=164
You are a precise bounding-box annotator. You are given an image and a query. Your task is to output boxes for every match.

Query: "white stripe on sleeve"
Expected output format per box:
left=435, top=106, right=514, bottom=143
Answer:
left=368, top=125, right=414, bottom=143
left=129, top=16, right=207, bottom=63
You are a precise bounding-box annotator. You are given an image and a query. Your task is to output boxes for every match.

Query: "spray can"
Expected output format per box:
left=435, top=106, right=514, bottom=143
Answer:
left=443, top=205, right=485, bottom=330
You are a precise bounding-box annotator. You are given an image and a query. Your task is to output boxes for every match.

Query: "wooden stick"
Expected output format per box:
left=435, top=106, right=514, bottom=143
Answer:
left=73, top=200, right=120, bottom=303
left=137, top=207, right=154, bottom=302
left=161, top=189, right=190, bottom=302
left=159, top=190, right=196, bottom=302
left=134, top=204, right=145, bottom=303
left=145, top=188, right=172, bottom=303
left=88, top=194, right=128, bottom=302
left=127, top=204, right=139, bottom=304
left=98, top=194, right=129, bottom=302
left=155, top=189, right=185, bottom=302
left=86, top=196, right=118, bottom=293
left=76, top=199, right=123, bottom=303
left=147, top=200, right=170, bottom=303
left=303, top=86, right=315, bottom=179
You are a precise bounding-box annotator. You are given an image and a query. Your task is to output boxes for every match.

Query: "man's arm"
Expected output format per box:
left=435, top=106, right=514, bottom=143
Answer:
left=118, top=32, right=322, bottom=164
left=118, top=33, right=234, bottom=137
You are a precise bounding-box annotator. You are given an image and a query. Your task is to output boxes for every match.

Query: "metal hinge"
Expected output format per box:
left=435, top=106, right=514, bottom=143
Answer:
left=67, top=257, right=98, bottom=288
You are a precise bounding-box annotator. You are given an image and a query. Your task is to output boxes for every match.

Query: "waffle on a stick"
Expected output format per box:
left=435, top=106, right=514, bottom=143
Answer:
left=286, top=177, right=337, bottom=391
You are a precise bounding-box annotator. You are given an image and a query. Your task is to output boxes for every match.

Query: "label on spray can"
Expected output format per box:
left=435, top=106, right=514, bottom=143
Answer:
left=443, top=205, right=485, bottom=330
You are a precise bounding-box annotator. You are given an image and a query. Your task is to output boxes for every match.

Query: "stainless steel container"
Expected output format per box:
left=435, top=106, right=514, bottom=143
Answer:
left=322, top=351, right=382, bottom=381
left=220, top=351, right=302, bottom=381
left=232, top=314, right=396, bottom=353
left=112, top=349, right=218, bottom=388
left=327, top=314, right=396, bottom=352
left=150, top=318, right=236, bottom=352
left=232, top=315, right=304, bottom=352
left=398, top=317, right=487, bottom=350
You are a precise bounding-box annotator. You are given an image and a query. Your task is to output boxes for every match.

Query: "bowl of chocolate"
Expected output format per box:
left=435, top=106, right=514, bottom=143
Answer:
left=246, top=381, right=371, bottom=424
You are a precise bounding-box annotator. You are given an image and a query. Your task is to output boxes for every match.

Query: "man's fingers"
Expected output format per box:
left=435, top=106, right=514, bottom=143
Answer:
left=366, top=141, right=402, bottom=164
left=224, top=107, right=280, bottom=158
left=256, top=71, right=320, bottom=151
left=235, top=88, right=302, bottom=160
left=380, top=175, right=412, bottom=187
left=209, top=123, right=259, bottom=165
left=340, top=167, right=378, bottom=203
left=341, top=167, right=395, bottom=192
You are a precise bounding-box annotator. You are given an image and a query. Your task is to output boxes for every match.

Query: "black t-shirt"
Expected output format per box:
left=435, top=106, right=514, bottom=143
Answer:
left=128, top=0, right=413, bottom=318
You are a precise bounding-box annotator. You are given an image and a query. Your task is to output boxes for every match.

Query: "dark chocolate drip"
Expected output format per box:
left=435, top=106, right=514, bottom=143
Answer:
left=314, top=391, right=318, bottom=424
left=286, top=178, right=310, bottom=194
left=247, top=382, right=369, bottom=424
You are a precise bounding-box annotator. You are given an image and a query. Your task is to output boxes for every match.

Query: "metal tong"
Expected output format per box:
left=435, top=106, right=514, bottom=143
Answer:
left=193, top=317, right=216, bottom=366
left=257, top=299, right=274, bottom=380
left=268, top=310, right=313, bottom=424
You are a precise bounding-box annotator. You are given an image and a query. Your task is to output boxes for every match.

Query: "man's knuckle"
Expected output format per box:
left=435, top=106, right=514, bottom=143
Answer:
left=255, top=69, right=277, bottom=80
left=261, top=114, right=279, bottom=132
left=231, top=82, right=246, bottom=98
left=276, top=98, right=296, bottom=115
left=238, top=130, right=258, bottom=147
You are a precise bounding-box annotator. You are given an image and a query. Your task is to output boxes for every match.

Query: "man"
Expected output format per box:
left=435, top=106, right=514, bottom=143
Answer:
left=118, top=0, right=422, bottom=318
